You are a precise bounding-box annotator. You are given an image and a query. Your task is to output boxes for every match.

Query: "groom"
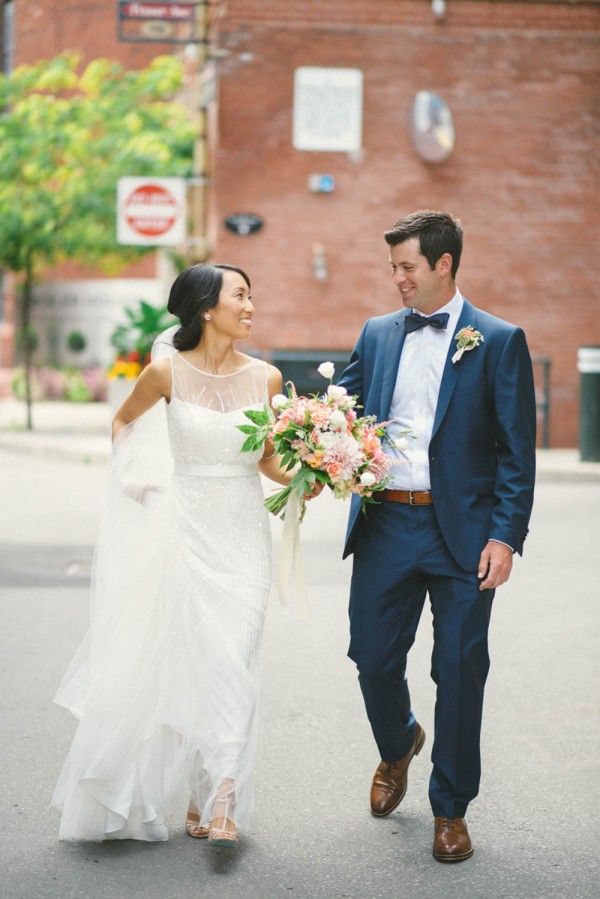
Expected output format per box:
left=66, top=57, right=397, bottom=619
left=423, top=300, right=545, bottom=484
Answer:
left=338, top=210, right=536, bottom=862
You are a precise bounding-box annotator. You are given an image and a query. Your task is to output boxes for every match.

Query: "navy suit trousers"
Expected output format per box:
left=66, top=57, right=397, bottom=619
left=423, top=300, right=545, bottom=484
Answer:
left=349, top=501, right=494, bottom=818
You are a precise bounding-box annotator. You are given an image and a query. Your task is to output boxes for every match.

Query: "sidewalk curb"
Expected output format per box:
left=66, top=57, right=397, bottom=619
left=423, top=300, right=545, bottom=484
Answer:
left=1, top=430, right=599, bottom=482
left=0, top=433, right=111, bottom=466
left=2, top=399, right=600, bottom=480
left=534, top=467, right=600, bottom=484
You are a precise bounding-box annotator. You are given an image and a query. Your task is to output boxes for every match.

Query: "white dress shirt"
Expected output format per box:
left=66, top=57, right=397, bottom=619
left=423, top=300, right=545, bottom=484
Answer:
left=385, top=291, right=463, bottom=490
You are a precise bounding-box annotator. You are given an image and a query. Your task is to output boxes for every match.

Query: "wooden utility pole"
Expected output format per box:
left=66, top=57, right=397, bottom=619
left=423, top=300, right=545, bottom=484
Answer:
left=186, top=0, right=212, bottom=264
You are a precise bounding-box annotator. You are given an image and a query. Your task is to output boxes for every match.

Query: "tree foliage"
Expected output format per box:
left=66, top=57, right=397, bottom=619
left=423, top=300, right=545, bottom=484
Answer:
left=0, top=53, right=195, bottom=272
left=0, top=53, right=195, bottom=427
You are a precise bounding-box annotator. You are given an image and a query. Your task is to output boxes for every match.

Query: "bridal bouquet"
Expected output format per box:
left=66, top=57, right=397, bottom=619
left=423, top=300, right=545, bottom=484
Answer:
left=239, top=362, right=397, bottom=519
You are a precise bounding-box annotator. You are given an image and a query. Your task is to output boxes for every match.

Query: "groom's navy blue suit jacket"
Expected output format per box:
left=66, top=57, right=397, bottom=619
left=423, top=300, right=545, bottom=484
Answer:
left=338, top=299, right=537, bottom=571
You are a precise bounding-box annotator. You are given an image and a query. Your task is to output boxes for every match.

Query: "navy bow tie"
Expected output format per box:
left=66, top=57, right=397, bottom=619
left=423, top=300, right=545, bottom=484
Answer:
left=404, top=312, right=450, bottom=333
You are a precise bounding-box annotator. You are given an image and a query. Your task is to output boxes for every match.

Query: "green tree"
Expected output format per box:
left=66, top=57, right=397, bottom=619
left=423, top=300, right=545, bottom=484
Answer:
left=0, top=53, right=195, bottom=428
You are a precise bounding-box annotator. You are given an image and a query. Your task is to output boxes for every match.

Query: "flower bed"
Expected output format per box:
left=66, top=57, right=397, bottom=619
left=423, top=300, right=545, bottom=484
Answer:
left=11, top=366, right=108, bottom=403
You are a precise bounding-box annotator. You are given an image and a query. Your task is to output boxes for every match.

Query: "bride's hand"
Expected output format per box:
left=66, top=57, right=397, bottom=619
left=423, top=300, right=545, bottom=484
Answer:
left=123, top=483, right=165, bottom=505
left=302, top=481, right=324, bottom=501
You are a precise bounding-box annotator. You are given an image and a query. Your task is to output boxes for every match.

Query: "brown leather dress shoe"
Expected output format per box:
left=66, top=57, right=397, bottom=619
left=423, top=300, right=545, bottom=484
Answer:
left=432, top=817, right=474, bottom=862
left=370, top=722, right=426, bottom=817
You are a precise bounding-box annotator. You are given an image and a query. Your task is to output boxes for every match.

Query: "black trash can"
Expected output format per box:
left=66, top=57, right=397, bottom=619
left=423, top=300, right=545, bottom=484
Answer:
left=269, top=350, right=352, bottom=397
left=577, top=346, right=600, bottom=461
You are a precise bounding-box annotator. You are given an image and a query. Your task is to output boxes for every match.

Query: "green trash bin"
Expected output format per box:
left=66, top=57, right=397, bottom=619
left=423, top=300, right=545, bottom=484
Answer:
left=577, top=346, right=600, bottom=462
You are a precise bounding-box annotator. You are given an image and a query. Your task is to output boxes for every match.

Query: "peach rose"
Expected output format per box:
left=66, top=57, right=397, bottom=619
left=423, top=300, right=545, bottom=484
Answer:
left=325, top=461, right=343, bottom=481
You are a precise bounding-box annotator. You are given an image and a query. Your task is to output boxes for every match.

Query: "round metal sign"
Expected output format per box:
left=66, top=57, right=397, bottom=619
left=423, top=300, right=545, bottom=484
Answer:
left=409, top=91, right=456, bottom=163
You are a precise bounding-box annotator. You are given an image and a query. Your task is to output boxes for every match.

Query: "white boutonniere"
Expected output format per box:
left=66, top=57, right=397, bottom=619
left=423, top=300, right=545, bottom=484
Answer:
left=452, top=326, right=484, bottom=364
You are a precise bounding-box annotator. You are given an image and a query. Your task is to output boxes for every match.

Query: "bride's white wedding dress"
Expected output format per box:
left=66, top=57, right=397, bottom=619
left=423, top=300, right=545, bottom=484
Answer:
left=52, top=354, right=272, bottom=841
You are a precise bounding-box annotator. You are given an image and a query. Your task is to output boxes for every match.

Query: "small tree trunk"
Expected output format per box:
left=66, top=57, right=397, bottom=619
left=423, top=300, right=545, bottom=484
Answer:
left=21, top=259, right=34, bottom=431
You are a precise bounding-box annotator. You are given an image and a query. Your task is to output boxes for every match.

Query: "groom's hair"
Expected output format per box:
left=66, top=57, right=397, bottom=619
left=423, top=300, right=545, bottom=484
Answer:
left=168, top=263, right=251, bottom=351
left=384, top=210, right=463, bottom=279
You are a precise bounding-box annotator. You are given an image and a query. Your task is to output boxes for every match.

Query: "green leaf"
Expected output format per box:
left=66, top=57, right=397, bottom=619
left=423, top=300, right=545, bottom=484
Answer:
left=241, top=435, right=262, bottom=453
left=280, top=451, right=296, bottom=468
left=244, top=407, right=272, bottom=425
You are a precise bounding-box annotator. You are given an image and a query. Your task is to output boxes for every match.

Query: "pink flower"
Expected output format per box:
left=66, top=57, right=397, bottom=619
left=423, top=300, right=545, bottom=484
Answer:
left=359, top=427, right=382, bottom=456
left=287, top=403, right=308, bottom=426
left=274, top=414, right=291, bottom=433
left=306, top=399, right=332, bottom=426
left=325, top=461, right=343, bottom=481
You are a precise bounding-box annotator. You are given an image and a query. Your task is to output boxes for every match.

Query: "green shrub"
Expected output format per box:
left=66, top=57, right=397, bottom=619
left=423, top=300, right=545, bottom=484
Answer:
left=110, top=300, right=176, bottom=363
left=11, top=367, right=42, bottom=401
left=66, top=330, right=87, bottom=353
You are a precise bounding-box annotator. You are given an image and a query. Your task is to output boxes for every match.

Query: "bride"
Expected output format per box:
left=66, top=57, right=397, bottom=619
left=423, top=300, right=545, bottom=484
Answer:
left=52, top=263, right=312, bottom=847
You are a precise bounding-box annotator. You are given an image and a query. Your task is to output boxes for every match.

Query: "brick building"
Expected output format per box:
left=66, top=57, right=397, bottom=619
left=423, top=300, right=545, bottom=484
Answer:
left=2, top=0, right=599, bottom=446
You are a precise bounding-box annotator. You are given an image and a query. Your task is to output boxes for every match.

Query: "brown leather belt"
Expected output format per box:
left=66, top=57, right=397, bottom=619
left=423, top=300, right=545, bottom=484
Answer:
left=382, top=489, right=433, bottom=506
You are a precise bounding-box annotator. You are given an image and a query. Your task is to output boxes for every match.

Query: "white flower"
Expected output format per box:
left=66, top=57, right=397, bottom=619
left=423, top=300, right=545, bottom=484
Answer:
left=329, top=410, right=347, bottom=431
left=360, top=471, right=377, bottom=487
left=319, top=430, right=338, bottom=449
left=394, top=436, right=409, bottom=452
left=327, top=384, right=347, bottom=401
left=318, top=361, right=335, bottom=380
left=272, top=394, right=288, bottom=410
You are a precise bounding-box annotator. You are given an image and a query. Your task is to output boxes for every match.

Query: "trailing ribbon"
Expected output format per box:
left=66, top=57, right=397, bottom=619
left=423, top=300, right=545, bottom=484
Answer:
left=277, top=492, right=309, bottom=620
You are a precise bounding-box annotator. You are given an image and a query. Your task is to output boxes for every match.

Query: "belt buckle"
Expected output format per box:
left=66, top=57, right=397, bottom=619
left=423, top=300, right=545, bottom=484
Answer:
left=408, top=490, right=416, bottom=506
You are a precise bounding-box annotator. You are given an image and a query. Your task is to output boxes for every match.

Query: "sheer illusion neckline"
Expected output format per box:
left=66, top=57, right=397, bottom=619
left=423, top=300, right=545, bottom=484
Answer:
left=169, top=396, right=263, bottom=414
left=177, top=354, right=258, bottom=377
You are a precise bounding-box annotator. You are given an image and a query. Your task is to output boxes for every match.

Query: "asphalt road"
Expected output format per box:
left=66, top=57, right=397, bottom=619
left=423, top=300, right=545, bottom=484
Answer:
left=0, top=451, right=598, bottom=899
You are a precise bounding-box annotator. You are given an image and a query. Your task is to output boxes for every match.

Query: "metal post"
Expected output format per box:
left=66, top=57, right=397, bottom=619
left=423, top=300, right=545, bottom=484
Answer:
left=532, top=355, right=551, bottom=449
left=542, top=356, right=551, bottom=449
left=578, top=346, right=600, bottom=461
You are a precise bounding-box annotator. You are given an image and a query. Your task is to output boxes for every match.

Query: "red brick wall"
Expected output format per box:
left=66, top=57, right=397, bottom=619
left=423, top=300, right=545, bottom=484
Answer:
left=12, top=0, right=172, bottom=68
left=7, top=1, right=600, bottom=445
left=212, top=1, right=600, bottom=447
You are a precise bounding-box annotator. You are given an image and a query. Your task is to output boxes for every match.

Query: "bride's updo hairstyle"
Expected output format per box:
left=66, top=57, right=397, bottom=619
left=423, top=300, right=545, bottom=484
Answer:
left=168, top=263, right=251, bottom=351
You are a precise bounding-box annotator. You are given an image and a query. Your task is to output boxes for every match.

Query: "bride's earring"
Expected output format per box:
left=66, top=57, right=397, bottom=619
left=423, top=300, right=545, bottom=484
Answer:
left=204, top=314, right=211, bottom=321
